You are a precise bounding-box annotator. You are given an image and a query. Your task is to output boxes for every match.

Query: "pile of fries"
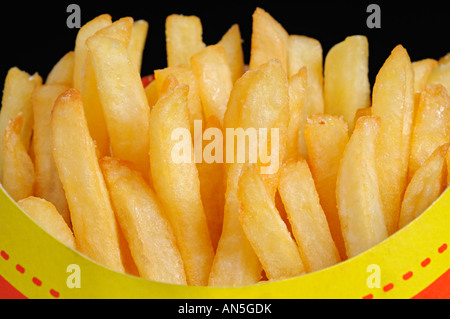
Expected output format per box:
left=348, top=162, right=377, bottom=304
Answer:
left=1, top=8, right=449, bottom=287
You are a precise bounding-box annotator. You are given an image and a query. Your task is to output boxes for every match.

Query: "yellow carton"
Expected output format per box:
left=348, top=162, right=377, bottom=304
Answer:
left=0, top=182, right=449, bottom=299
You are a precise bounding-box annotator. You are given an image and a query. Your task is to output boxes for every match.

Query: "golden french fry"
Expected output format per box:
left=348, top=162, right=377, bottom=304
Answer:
left=238, top=164, right=304, bottom=281
left=128, top=20, right=149, bottom=73
left=249, top=7, right=289, bottom=72
left=154, top=65, right=204, bottom=134
left=0, top=67, right=41, bottom=180
left=371, top=45, right=415, bottom=234
left=51, top=89, right=124, bottom=272
left=427, top=53, right=450, bottom=94
left=324, top=35, right=371, bottom=132
left=81, top=17, right=134, bottom=157
left=149, top=84, right=214, bottom=286
left=165, top=14, right=206, bottom=68
left=46, top=51, right=75, bottom=86
left=412, top=58, right=438, bottom=93
left=2, top=113, right=35, bottom=201
left=399, top=143, right=449, bottom=229
left=353, top=106, right=372, bottom=128
left=287, top=35, right=324, bottom=158
left=408, top=84, right=450, bottom=182
left=304, top=114, right=349, bottom=260
left=87, top=35, right=150, bottom=180
left=279, top=159, right=340, bottom=272
left=100, top=157, right=187, bottom=284
left=144, top=79, right=159, bottom=108
left=210, top=60, right=289, bottom=287
left=18, top=196, right=76, bottom=250
left=73, top=14, right=112, bottom=90
left=191, top=44, right=233, bottom=127
left=195, top=116, right=225, bottom=251
left=336, top=116, right=388, bottom=258
left=285, top=67, right=307, bottom=160
left=32, top=84, right=71, bottom=227
left=217, top=24, right=245, bottom=83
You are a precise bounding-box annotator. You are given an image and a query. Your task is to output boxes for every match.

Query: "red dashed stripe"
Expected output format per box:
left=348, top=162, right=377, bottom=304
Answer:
left=1, top=249, right=60, bottom=298
left=402, top=271, right=413, bottom=280
left=362, top=243, right=447, bottom=298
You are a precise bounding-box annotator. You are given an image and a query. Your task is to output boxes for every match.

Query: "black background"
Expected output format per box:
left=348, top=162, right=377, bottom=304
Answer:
left=0, top=1, right=448, bottom=88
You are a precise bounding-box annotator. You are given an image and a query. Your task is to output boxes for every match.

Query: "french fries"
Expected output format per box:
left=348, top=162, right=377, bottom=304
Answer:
left=238, top=164, right=304, bottom=281
left=51, top=89, right=125, bottom=273
left=408, top=84, right=450, bottom=182
left=46, top=51, right=75, bottom=86
left=217, top=24, right=245, bottom=84
left=336, top=116, right=388, bottom=258
left=87, top=34, right=150, bottom=180
left=17, top=196, right=76, bottom=250
left=149, top=84, right=214, bottom=286
left=399, top=143, right=449, bottom=229
left=191, top=44, right=233, bottom=127
left=1, top=8, right=449, bottom=290
left=287, top=35, right=324, bottom=158
left=73, top=14, right=112, bottom=90
left=324, top=35, right=371, bottom=132
left=209, top=59, right=289, bottom=287
left=304, top=114, right=349, bottom=259
left=165, top=14, right=206, bottom=68
left=2, top=113, right=35, bottom=202
left=128, top=20, right=149, bottom=73
left=427, top=53, right=450, bottom=94
left=0, top=67, right=41, bottom=181
left=32, top=84, right=71, bottom=227
left=249, top=7, right=289, bottom=72
left=371, top=45, right=415, bottom=235
left=278, top=159, right=340, bottom=272
left=81, top=17, right=134, bottom=157
left=100, top=157, right=187, bottom=284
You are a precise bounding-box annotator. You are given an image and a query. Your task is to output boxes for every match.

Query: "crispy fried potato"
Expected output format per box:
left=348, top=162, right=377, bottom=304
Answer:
left=0, top=67, right=41, bottom=180
left=81, top=17, right=134, bottom=157
left=87, top=35, right=150, bottom=180
left=32, top=84, right=71, bottom=227
left=73, top=14, right=112, bottom=90
left=336, top=116, right=388, bottom=258
left=412, top=58, right=438, bottom=93
left=304, top=114, right=349, bottom=259
left=287, top=35, right=324, bottom=158
left=18, top=196, right=76, bottom=250
left=279, top=159, right=340, bottom=272
left=191, top=44, right=233, bottom=127
left=217, top=24, right=245, bottom=83
left=285, top=67, right=307, bottom=160
left=427, top=53, right=450, bottom=94
left=399, top=143, right=449, bottom=229
left=154, top=65, right=204, bottom=134
left=100, top=157, right=187, bottom=284
left=324, top=35, right=370, bottom=132
left=408, top=84, right=450, bottom=182
left=209, top=60, right=289, bottom=287
left=2, top=113, right=35, bottom=201
left=46, top=51, right=75, bottom=86
left=238, top=164, right=304, bottom=280
left=353, top=106, right=372, bottom=128
left=371, top=45, right=415, bottom=234
left=149, top=84, right=214, bottom=286
left=249, top=7, right=289, bottom=72
left=51, top=89, right=124, bottom=272
left=144, top=79, right=159, bottom=108
left=195, top=116, right=225, bottom=251
left=165, top=14, right=206, bottom=68
left=128, top=20, right=149, bottom=73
